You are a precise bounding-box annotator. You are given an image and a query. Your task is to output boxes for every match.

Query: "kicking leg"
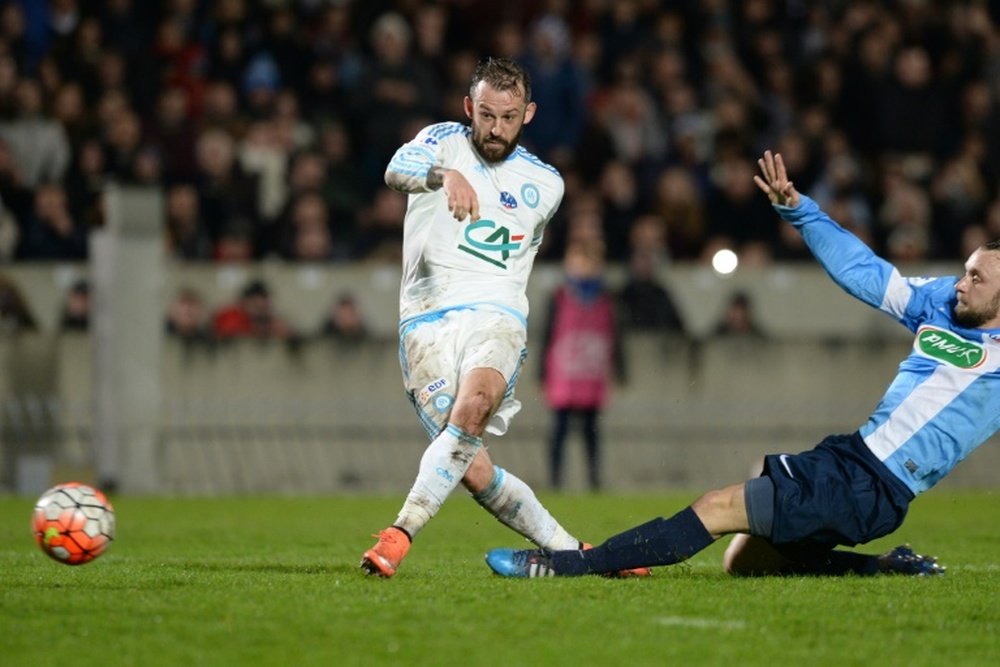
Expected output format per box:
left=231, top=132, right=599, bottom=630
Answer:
left=393, top=423, right=482, bottom=538
left=361, top=367, right=501, bottom=577
left=360, top=421, right=481, bottom=577
left=466, top=451, right=580, bottom=550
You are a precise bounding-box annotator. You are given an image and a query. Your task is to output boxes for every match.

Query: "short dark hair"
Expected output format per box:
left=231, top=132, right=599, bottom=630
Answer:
left=985, top=239, right=1000, bottom=252
left=470, top=57, right=531, bottom=104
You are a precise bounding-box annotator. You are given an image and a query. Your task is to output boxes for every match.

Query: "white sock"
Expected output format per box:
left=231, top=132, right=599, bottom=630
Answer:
left=394, top=423, right=481, bottom=538
left=473, top=466, right=580, bottom=550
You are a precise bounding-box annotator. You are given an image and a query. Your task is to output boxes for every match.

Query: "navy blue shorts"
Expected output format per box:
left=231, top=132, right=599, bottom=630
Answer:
left=761, top=432, right=915, bottom=557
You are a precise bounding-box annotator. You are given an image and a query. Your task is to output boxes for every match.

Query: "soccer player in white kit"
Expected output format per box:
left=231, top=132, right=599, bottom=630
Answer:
left=360, top=57, right=648, bottom=578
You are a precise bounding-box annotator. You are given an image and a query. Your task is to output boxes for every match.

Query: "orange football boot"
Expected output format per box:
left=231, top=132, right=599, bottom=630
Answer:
left=360, top=527, right=411, bottom=577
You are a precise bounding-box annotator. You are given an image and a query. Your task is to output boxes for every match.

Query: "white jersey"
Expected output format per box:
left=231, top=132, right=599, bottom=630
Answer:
left=385, top=122, right=565, bottom=325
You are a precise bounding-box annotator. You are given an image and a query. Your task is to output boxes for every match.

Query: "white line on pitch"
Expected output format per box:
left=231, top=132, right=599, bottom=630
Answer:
left=655, top=616, right=747, bottom=630
left=949, top=564, right=1000, bottom=572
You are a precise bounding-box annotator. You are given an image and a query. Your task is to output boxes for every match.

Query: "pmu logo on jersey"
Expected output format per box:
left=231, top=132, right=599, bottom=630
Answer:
left=458, top=218, right=524, bottom=269
left=499, top=191, right=518, bottom=209
left=914, top=326, right=986, bottom=369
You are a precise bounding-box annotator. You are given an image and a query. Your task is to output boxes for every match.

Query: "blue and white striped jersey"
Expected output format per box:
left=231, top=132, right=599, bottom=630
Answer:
left=777, top=195, right=1000, bottom=495
left=385, top=121, right=564, bottom=325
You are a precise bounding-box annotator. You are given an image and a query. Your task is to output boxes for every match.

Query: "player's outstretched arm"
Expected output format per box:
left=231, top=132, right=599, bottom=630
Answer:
left=753, top=150, right=800, bottom=208
left=754, top=150, right=905, bottom=314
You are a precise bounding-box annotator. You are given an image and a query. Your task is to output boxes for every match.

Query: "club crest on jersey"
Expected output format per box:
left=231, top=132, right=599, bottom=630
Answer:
left=914, top=326, right=986, bottom=369
left=457, top=218, right=525, bottom=269
left=521, top=183, right=540, bottom=209
left=499, top=191, right=518, bottom=209
left=432, top=393, right=454, bottom=413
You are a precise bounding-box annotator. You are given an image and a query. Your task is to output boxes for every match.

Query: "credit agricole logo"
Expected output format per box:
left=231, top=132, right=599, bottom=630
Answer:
left=915, top=326, right=986, bottom=369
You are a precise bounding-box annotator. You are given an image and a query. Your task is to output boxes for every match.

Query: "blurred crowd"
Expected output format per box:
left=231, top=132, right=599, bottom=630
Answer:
left=1, top=0, right=1000, bottom=270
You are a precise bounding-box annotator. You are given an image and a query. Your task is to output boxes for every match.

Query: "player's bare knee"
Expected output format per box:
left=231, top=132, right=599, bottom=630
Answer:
left=451, top=391, right=496, bottom=434
left=691, top=484, right=747, bottom=536
left=692, top=487, right=732, bottom=515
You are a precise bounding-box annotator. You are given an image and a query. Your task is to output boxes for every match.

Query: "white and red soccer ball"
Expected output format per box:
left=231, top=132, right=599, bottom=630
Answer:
left=32, top=482, right=116, bottom=565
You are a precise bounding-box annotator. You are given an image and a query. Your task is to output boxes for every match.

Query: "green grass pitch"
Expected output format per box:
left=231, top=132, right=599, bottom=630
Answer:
left=2, top=491, right=999, bottom=666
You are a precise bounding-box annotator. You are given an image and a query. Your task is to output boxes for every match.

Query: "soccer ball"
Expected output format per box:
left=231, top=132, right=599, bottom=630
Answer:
left=32, top=482, right=116, bottom=565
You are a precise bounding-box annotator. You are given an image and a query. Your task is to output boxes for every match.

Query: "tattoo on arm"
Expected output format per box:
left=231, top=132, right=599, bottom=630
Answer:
left=426, top=165, right=448, bottom=190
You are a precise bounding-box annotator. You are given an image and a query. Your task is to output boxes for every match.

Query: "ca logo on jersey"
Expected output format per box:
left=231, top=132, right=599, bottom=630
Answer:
left=458, top=219, right=525, bottom=269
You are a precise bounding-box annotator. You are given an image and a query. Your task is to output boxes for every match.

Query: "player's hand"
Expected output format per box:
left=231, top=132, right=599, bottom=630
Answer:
left=442, top=169, right=480, bottom=222
left=753, top=150, right=800, bottom=208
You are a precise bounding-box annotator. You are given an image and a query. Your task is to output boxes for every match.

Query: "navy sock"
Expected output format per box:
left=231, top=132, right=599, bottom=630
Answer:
left=551, top=507, right=714, bottom=575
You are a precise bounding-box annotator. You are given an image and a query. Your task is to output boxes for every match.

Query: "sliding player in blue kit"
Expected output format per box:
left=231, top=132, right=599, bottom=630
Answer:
left=486, top=150, right=1000, bottom=578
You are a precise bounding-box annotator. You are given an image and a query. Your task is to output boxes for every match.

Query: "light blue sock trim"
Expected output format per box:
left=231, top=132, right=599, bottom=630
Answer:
left=473, top=465, right=505, bottom=503
left=445, top=423, right=482, bottom=447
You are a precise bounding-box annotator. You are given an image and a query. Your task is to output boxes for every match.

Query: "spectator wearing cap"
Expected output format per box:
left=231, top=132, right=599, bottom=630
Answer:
left=243, top=52, right=281, bottom=119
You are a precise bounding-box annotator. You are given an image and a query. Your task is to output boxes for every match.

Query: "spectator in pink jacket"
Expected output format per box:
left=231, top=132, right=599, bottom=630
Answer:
left=540, top=240, right=624, bottom=491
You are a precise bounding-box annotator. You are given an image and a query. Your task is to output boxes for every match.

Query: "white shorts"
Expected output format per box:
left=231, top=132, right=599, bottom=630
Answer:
left=399, top=307, right=527, bottom=439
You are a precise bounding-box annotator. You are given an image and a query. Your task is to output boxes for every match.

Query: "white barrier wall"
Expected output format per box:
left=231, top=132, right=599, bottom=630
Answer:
left=3, top=332, right=999, bottom=494
left=2, top=262, right=998, bottom=494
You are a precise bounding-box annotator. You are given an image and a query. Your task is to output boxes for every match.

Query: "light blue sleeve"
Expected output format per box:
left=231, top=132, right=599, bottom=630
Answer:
left=775, top=195, right=918, bottom=326
left=384, top=122, right=461, bottom=193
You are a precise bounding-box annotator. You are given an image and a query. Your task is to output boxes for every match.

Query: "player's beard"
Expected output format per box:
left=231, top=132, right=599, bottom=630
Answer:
left=471, top=125, right=522, bottom=163
left=954, top=289, right=1000, bottom=328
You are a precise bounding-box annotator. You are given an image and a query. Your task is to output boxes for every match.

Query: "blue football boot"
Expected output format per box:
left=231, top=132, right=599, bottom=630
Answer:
left=878, top=545, right=946, bottom=576
left=485, top=548, right=558, bottom=577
